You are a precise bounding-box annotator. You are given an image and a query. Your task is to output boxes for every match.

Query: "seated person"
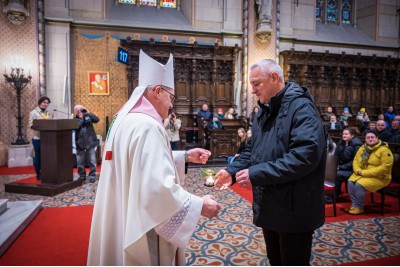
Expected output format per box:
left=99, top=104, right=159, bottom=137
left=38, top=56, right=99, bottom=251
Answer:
left=206, top=114, right=223, bottom=131
left=384, top=106, right=396, bottom=123
left=359, top=113, right=370, bottom=133
left=224, top=107, right=236, bottom=120
left=346, top=130, right=393, bottom=215
left=340, top=107, right=353, bottom=127
left=388, top=120, right=400, bottom=143
left=376, top=120, right=393, bottom=142
left=246, top=128, right=252, bottom=141
left=356, top=107, right=366, bottom=122
left=197, top=104, right=212, bottom=120
left=322, top=106, right=335, bottom=122
left=216, top=108, right=225, bottom=120
left=378, top=113, right=389, bottom=128
left=248, top=106, right=259, bottom=128
left=228, top=127, right=247, bottom=165
left=334, top=128, right=363, bottom=198
left=328, top=115, right=342, bottom=130
left=362, top=121, right=377, bottom=136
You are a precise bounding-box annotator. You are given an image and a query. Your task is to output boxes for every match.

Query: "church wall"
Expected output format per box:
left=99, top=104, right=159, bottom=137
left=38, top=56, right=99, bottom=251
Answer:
left=45, top=23, right=71, bottom=116
left=356, top=0, right=378, bottom=41
left=291, top=0, right=315, bottom=39
left=280, top=0, right=315, bottom=39
left=246, top=0, right=276, bottom=115
left=44, top=0, right=69, bottom=17
left=73, top=33, right=128, bottom=139
left=223, top=0, right=243, bottom=32
left=195, top=0, right=223, bottom=29
left=0, top=2, right=39, bottom=145
left=180, top=0, right=193, bottom=26
left=377, top=1, right=399, bottom=45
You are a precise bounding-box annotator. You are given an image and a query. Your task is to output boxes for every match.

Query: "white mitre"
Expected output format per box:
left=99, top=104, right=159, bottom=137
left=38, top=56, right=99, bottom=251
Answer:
left=139, top=49, right=174, bottom=89
left=103, top=49, right=174, bottom=160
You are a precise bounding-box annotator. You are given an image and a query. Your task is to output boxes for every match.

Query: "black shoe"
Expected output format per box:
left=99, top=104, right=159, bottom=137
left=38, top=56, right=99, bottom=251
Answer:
left=89, top=177, right=96, bottom=183
left=80, top=176, right=86, bottom=182
left=36, top=173, right=41, bottom=181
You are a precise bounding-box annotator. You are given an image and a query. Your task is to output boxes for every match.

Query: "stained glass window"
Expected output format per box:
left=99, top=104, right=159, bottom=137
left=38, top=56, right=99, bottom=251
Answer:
left=118, top=0, right=135, bottom=4
left=118, top=0, right=176, bottom=8
left=316, top=0, right=324, bottom=22
left=160, top=0, right=176, bottom=8
left=341, top=0, right=352, bottom=25
left=138, top=0, right=157, bottom=6
left=326, top=0, right=338, bottom=23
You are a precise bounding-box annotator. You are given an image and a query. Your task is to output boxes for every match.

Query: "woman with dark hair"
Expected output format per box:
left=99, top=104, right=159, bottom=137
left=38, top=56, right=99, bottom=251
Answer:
left=28, top=96, right=53, bottom=180
left=346, top=130, right=393, bottom=215
left=334, top=128, right=363, bottom=197
left=248, top=106, right=259, bottom=128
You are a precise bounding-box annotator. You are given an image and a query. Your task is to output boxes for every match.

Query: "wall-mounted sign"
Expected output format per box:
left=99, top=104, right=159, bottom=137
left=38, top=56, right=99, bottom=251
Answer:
left=117, top=47, right=129, bottom=65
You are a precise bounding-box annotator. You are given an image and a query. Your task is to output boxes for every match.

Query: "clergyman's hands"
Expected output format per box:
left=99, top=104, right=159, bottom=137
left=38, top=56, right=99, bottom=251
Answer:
left=201, top=195, right=221, bottom=218
left=213, top=169, right=232, bottom=191
left=187, top=148, right=211, bottom=164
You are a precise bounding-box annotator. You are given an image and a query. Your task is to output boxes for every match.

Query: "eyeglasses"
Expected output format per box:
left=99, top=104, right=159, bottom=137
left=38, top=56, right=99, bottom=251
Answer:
left=158, top=85, right=175, bottom=103
left=365, top=136, right=377, bottom=139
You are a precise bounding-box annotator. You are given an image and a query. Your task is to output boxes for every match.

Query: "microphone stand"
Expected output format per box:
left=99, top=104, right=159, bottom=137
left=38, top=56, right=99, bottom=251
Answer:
left=53, top=109, right=72, bottom=119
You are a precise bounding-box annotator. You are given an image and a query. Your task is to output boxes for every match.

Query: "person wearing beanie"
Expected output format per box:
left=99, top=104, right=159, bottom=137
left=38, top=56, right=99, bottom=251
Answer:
left=357, top=107, right=367, bottom=122
left=216, top=107, right=225, bottom=120
left=340, top=107, right=353, bottom=127
left=206, top=114, right=223, bottom=131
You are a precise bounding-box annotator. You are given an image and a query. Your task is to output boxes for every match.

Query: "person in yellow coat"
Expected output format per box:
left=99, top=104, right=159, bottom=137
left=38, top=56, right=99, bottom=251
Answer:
left=347, top=130, right=394, bottom=215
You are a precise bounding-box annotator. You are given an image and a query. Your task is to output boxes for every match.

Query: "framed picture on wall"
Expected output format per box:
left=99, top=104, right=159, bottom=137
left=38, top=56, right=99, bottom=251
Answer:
left=88, top=71, right=109, bottom=95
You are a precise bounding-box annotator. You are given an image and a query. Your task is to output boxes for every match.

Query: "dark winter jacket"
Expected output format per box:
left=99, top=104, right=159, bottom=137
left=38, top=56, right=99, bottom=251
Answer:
left=334, top=137, right=363, bottom=172
left=226, top=82, right=327, bottom=233
left=75, top=112, right=100, bottom=151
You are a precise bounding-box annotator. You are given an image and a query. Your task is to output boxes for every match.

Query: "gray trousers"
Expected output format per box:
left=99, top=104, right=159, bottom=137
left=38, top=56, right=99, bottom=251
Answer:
left=76, top=147, right=97, bottom=179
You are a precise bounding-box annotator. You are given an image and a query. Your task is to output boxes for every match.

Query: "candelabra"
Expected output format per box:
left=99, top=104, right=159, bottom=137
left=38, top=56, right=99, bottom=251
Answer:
left=4, top=67, right=31, bottom=145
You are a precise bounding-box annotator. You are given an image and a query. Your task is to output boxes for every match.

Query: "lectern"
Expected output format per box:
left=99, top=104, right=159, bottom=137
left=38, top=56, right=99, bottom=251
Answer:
left=5, top=119, right=82, bottom=196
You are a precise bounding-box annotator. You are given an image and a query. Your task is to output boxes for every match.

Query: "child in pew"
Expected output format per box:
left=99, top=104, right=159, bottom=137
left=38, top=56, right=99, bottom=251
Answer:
left=228, top=128, right=247, bottom=165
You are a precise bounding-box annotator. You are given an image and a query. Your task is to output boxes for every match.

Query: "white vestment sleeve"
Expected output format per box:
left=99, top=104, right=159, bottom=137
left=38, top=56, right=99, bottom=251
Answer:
left=155, top=194, right=203, bottom=248
left=172, top=151, right=185, bottom=185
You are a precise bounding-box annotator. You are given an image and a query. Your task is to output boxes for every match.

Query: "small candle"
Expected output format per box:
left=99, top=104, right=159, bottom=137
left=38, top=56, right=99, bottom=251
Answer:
left=206, top=176, right=214, bottom=186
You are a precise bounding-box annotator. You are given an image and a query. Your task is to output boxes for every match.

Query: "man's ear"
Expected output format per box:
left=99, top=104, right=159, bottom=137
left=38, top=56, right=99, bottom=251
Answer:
left=271, top=72, right=279, bottom=83
left=154, top=85, right=162, bottom=98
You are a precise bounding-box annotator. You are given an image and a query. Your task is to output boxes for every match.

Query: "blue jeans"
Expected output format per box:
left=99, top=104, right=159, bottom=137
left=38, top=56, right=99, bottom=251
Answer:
left=32, top=139, right=41, bottom=175
left=76, top=148, right=97, bottom=180
left=348, top=181, right=366, bottom=209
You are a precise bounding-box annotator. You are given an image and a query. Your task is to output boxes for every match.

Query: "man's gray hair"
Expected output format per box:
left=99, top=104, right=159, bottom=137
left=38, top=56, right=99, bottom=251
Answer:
left=250, top=59, right=284, bottom=82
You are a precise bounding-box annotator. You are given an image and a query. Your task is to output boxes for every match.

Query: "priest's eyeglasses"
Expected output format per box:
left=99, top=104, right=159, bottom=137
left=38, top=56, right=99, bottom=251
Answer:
left=159, top=85, right=175, bottom=103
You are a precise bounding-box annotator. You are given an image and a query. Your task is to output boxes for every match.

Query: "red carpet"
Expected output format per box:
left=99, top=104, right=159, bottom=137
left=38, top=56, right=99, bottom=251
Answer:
left=0, top=166, right=35, bottom=175
left=1, top=166, right=102, bottom=186
left=0, top=166, right=101, bottom=176
left=341, top=255, right=400, bottom=265
left=231, top=183, right=400, bottom=223
left=0, top=205, right=93, bottom=266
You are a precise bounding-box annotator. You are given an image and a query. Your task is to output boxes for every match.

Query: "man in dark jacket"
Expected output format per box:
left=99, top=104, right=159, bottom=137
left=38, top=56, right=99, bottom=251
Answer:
left=74, top=105, right=100, bottom=183
left=214, top=59, right=327, bottom=265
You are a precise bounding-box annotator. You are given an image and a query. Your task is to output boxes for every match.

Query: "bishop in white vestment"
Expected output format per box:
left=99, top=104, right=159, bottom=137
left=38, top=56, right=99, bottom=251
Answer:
left=87, top=50, right=220, bottom=265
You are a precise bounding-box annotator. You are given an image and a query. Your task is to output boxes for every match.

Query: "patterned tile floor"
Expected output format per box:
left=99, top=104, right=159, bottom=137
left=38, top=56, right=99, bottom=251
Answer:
left=1, top=168, right=399, bottom=265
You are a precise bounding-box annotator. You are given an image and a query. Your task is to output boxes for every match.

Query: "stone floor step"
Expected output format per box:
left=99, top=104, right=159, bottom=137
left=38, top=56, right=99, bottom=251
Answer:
left=0, top=200, right=42, bottom=256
